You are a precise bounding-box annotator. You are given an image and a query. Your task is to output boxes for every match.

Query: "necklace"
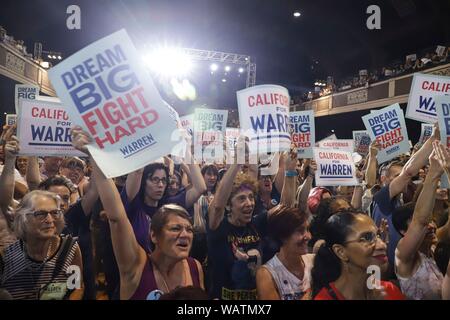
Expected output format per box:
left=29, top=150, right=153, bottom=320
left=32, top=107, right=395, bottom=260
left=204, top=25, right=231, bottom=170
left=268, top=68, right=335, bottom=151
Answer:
left=151, top=256, right=188, bottom=293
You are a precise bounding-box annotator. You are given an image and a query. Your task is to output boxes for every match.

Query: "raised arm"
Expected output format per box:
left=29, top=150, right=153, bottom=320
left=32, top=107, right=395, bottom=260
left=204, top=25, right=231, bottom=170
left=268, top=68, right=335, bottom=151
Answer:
left=296, top=160, right=315, bottom=213
left=25, top=156, right=41, bottom=191
left=0, top=130, right=19, bottom=211
left=80, top=175, right=99, bottom=216
left=125, top=168, right=144, bottom=201
left=443, top=261, right=450, bottom=300
left=71, top=127, right=145, bottom=281
left=273, top=152, right=285, bottom=193
left=279, top=147, right=298, bottom=209
left=208, top=164, right=241, bottom=230
left=183, top=138, right=207, bottom=208
left=389, top=125, right=438, bottom=199
left=434, top=142, right=450, bottom=244
left=365, top=141, right=380, bottom=188
left=396, top=145, right=441, bottom=267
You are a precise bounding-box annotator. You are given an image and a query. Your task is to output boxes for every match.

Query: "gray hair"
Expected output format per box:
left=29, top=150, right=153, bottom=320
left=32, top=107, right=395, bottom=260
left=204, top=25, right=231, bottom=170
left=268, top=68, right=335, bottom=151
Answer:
left=13, top=190, right=64, bottom=240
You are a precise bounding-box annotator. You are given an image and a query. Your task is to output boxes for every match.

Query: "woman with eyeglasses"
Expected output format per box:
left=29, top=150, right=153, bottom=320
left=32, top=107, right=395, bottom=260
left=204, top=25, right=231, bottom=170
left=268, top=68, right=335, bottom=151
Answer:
left=311, top=210, right=404, bottom=300
left=393, top=142, right=450, bottom=300
left=120, top=132, right=206, bottom=253
left=0, top=190, right=84, bottom=300
left=70, top=127, right=204, bottom=300
left=256, top=206, right=313, bottom=300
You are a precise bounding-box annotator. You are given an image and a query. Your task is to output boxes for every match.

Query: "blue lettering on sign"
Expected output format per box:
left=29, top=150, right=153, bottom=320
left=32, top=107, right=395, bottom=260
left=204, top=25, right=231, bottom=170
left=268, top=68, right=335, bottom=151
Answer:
left=442, top=103, right=450, bottom=117
left=418, top=96, right=436, bottom=116
left=31, top=126, right=72, bottom=142
left=319, top=164, right=352, bottom=177
left=250, top=114, right=289, bottom=133
left=371, top=118, right=400, bottom=136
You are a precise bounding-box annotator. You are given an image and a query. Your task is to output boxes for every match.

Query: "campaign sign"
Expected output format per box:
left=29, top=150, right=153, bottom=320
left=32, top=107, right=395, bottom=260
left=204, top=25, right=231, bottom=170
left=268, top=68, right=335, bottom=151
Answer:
left=193, top=108, right=228, bottom=162
left=318, top=139, right=354, bottom=153
left=6, top=114, right=17, bottom=126
left=314, top=148, right=358, bottom=186
left=180, top=114, right=194, bottom=136
left=435, top=95, right=450, bottom=149
left=15, top=84, right=39, bottom=113
left=226, top=127, right=240, bottom=158
left=406, top=73, right=450, bottom=123
left=417, top=123, right=433, bottom=147
left=353, top=130, right=371, bottom=156
left=289, top=110, right=315, bottom=158
left=16, top=99, right=84, bottom=157
left=48, top=29, right=178, bottom=178
left=362, top=104, right=410, bottom=163
left=237, top=85, right=291, bottom=154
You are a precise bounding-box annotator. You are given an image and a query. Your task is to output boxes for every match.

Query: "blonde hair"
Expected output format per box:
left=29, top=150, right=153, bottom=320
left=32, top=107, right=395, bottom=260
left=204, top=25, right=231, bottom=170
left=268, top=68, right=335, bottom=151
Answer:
left=13, top=190, right=64, bottom=240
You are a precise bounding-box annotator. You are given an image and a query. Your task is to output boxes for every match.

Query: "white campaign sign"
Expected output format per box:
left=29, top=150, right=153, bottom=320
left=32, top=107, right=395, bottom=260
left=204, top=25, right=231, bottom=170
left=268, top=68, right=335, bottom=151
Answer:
left=237, top=85, right=291, bottom=154
left=318, top=139, right=354, bottom=153
left=434, top=95, right=450, bottom=189
left=225, top=127, right=240, bottom=158
left=180, top=114, right=194, bottom=136
left=193, top=108, right=228, bottom=162
left=417, top=123, right=433, bottom=147
left=353, top=130, right=371, bottom=156
left=406, top=73, right=450, bottom=123
left=362, top=103, right=410, bottom=163
left=48, top=29, right=178, bottom=178
left=15, top=84, right=39, bottom=113
left=16, top=99, right=84, bottom=157
left=289, top=110, right=315, bottom=158
left=314, top=148, right=358, bottom=186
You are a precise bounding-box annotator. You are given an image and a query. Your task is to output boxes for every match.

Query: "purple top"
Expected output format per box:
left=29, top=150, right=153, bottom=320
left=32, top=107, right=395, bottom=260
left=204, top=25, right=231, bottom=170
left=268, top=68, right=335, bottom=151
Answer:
left=129, top=256, right=201, bottom=300
left=121, top=186, right=187, bottom=253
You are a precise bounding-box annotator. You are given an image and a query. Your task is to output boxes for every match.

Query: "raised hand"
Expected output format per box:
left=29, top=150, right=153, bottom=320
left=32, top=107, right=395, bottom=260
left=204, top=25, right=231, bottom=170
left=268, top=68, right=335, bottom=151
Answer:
left=433, top=140, right=450, bottom=177
left=369, top=140, right=381, bottom=157
left=70, top=126, right=92, bottom=155
left=428, top=146, right=444, bottom=180
left=285, top=144, right=298, bottom=171
left=4, top=135, right=20, bottom=160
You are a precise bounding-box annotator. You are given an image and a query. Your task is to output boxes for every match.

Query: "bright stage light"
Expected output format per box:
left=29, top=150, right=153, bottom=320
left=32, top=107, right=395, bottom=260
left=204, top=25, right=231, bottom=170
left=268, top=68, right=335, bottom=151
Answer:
left=210, top=63, right=218, bottom=72
left=225, top=66, right=231, bottom=72
left=144, top=47, right=192, bottom=77
left=170, top=78, right=197, bottom=101
left=293, top=11, right=301, bottom=17
left=238, top=67, right=244, bottom=73
left=221, top=78, right=227, bottom=83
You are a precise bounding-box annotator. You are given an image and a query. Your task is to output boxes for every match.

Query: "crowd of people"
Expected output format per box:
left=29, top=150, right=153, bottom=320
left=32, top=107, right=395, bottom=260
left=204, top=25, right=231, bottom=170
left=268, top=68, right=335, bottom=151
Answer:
left=0, top=117, right=449, bottom=301
left=300, top=44, right=450, bottom=102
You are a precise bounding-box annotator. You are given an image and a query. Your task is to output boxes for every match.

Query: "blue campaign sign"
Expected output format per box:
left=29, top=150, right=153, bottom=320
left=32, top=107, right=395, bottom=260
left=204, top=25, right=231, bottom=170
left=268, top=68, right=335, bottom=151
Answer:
left=289, top=110, right=315, bottom=158
left=362, top=103, right=410, bottom=163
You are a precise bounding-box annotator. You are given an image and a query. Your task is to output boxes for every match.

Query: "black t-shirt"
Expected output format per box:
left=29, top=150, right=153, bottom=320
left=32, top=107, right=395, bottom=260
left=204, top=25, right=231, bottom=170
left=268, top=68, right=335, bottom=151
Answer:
left=206, top=210, right=267, bottom=300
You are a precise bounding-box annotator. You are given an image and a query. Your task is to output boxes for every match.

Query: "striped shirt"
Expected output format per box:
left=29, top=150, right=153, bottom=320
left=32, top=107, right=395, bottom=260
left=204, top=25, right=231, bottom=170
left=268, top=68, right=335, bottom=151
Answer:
left=0, top=235, right=78, bottom=300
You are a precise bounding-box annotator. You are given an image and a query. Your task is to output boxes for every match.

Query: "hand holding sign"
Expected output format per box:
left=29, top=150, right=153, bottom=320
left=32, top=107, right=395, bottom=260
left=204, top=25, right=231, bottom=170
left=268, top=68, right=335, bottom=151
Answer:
left=433, top=141, right=450, bottom=180
left=4, top=135, right=20, bottom=160
left=71, top=126, right=92, bottom=155
left=428, top=147, right=444, bottom=181
left=369, top=140, right=381, bottom=157
left=285, top=145, right=298, bottom=171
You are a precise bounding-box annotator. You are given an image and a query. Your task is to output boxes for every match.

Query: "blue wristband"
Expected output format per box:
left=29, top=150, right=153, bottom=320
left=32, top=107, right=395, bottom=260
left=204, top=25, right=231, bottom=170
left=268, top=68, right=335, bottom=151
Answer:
left=285, top=170, right=298, bottom=177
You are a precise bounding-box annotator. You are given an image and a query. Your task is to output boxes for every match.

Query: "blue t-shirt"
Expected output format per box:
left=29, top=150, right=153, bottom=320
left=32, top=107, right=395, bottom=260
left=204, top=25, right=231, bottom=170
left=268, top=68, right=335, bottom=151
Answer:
left=121, top=186, right=187, bottom=253
left=371, top=185, right=402, bottom=274
left=206, top=210, right=267, bottom=300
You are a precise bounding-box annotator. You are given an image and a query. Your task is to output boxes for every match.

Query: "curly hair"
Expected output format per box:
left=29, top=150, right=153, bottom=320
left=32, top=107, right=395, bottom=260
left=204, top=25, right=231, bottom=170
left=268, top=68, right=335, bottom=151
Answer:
left=229, top=172, right=258, bottom=204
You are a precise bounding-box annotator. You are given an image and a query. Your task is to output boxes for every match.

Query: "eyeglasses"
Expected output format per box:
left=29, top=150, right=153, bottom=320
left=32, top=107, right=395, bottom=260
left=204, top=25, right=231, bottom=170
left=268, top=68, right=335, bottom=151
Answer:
left=166, top=224, right=194, bottom=234
left=149, top=177, right=168, bottom=185
left=28, top=209, right=63, bottom=221
left=344, top=231, right=382, bottom=246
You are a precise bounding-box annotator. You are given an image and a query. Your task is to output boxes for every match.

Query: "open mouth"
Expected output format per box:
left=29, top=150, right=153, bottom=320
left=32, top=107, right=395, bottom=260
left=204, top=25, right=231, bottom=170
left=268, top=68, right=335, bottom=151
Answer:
left=372, top=254, right=388, bottom=263
left=176, top=241, right=190, bottom=250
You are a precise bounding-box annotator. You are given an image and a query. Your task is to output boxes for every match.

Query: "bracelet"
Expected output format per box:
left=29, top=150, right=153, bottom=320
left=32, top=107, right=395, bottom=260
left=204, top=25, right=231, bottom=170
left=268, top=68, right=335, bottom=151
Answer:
left=285, top=170, right=298, bottom=177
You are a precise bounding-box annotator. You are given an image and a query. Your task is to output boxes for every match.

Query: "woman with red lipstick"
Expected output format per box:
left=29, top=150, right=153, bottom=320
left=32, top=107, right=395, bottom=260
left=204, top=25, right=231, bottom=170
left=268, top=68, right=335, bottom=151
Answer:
left=394, top=142, right=450, bottom=300
left=311, top=210, right=404, bottom=300
left=70, top=127, right=204, bottom=300
left=256, top=206, right=313, bottom=300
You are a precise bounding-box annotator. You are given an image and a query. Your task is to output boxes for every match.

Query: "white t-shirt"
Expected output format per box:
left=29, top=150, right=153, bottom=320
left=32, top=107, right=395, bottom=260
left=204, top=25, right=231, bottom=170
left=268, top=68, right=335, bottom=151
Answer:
left=263, top=253, right=314, bottom=300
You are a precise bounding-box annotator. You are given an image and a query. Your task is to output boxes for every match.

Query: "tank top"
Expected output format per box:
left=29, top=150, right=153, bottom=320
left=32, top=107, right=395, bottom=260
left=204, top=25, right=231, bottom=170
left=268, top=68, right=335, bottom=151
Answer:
left=0, top=235, right=78, bottom=300
left=130, top=256, right=201, bottom=300
left=396, top=252, right=444, bottom=300
left=262, top=253, right=314, bottom=300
